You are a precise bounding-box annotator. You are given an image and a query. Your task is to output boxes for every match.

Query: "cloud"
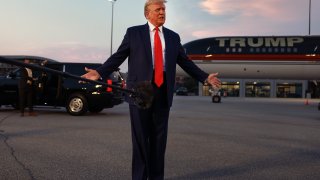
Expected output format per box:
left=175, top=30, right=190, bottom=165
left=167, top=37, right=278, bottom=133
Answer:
left=199, top=0, right=303, bottom=21
left=34, top=43, right=108, bottom=62
left=173, top=0, right=311, bottom=41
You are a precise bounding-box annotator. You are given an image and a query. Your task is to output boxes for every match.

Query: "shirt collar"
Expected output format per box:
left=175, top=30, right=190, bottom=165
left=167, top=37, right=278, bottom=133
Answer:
left=148, top=21, right=163, bottom=33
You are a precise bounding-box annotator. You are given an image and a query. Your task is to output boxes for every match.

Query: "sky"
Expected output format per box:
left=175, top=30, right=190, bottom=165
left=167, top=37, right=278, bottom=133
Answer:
left=1, top=0, right=319, bottom=71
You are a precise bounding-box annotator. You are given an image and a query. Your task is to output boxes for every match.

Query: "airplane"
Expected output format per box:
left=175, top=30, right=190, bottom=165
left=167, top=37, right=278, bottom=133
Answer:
left=177, top=35, right=320, bottom=80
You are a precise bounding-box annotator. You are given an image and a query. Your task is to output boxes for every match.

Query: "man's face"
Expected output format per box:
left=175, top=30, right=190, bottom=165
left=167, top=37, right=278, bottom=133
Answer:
left=146, top=3, right=166, bottom=27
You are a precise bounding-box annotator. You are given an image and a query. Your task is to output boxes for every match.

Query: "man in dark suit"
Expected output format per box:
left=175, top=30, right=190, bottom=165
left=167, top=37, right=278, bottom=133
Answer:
left=19, top=59, right=36, bottom=116
left=82, top=0, right=221, bottom=179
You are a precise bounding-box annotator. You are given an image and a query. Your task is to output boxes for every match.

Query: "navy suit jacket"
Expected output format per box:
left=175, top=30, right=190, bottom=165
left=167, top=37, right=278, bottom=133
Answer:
left=96, top=23, right=208, bottom=107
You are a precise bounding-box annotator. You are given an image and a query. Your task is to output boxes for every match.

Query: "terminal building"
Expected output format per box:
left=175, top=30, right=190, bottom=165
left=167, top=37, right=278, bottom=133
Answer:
left=177, top=36, right=320, bottom=98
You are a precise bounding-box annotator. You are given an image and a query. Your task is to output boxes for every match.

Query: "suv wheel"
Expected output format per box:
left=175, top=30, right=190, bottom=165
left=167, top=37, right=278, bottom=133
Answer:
left=66, top=93, right=88, bottom=116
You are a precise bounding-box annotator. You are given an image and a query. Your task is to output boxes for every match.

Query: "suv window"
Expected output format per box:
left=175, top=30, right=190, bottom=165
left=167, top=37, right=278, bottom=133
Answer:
left=65, top=64, right=100, bottom=75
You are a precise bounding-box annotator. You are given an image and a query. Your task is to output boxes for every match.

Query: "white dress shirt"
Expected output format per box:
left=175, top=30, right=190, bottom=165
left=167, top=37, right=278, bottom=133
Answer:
left=148, top=21, right=166, bottom=71
left=26, top=68, right=33, bottom=84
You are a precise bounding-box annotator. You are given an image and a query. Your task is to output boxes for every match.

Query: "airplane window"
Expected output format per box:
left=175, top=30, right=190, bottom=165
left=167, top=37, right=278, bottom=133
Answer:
left=287, top=48, right=291, bottom=53
left=232, top=48, right=236, bottom=53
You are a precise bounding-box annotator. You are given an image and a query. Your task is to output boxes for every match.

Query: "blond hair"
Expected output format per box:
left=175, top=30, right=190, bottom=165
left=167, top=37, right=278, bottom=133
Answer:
left=144, top=0, right=167, bottom=17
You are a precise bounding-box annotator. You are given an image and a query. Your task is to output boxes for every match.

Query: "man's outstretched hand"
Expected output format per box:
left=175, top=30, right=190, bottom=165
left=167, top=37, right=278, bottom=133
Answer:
left=81, top=67, right=101, bottom=81
left=207, top=73, right=221, bottom=89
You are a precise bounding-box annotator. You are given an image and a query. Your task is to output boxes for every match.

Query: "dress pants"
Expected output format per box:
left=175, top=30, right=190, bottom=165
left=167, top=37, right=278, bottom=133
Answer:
left=19, top=84, right=34, bottom=114
left=129, top=75, right=170, bottom=180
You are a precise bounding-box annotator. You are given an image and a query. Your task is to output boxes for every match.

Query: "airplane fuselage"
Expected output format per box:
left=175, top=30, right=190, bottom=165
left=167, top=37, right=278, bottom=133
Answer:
left=178, top=36, right=320, bottom=80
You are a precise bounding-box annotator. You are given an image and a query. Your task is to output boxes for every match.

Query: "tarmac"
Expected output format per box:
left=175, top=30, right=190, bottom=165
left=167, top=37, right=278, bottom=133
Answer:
left=1, top=96, right=320, bottom=180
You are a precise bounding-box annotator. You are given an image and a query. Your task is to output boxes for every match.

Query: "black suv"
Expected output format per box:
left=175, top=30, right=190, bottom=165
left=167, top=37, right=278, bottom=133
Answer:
left=0, top=57, right=124, bottom=115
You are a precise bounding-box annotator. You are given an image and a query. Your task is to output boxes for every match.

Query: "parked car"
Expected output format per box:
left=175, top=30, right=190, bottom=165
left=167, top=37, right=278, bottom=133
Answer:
left=0, top=58, right=124, bottom=116
left=176, top=87, right=188, bottom=96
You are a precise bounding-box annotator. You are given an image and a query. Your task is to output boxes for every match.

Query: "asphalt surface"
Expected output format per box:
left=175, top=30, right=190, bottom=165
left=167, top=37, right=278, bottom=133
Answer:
left=0, top=96, right=320, bottom=180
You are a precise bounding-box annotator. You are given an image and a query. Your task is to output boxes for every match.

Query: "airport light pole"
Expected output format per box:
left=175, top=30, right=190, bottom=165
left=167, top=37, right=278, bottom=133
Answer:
left=308, top=0, right=311, bottom=35
left=108, top=0, right=117, bottom=55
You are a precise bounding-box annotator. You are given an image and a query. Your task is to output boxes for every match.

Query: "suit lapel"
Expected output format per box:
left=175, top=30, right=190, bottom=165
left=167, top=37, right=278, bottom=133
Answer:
left=163, top=27, right=172, bottom=68
left=141, top=23, right=153, bottom=65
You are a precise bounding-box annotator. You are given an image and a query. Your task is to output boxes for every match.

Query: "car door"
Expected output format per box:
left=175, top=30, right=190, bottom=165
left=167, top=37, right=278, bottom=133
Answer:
left=37, top=64, right=63, bottom=106
left=0, top=69, right=20, bottom=105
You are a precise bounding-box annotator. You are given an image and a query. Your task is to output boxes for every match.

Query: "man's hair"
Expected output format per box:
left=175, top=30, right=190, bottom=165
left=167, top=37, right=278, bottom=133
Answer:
left=144, top=0, right=167, bottom=16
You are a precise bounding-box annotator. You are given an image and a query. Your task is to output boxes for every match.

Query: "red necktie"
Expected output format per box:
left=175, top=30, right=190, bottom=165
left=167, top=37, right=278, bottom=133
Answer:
left=154, top=27, right=163, bottom=87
